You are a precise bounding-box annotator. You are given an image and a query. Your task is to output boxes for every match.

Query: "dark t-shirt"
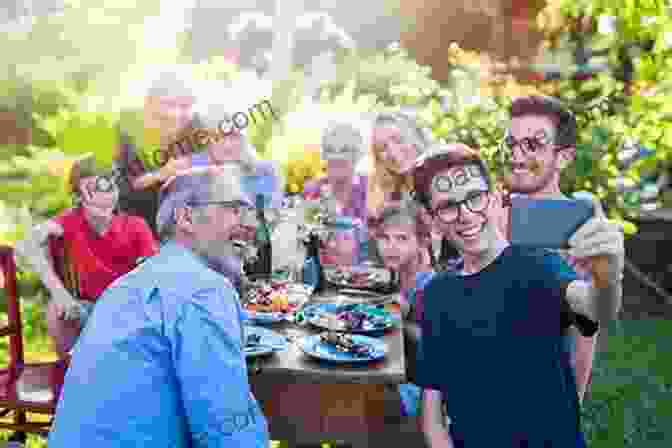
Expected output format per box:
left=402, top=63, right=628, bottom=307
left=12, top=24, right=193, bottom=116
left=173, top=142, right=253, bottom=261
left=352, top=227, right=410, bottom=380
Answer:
left=416, top=245, right=598, bottom=447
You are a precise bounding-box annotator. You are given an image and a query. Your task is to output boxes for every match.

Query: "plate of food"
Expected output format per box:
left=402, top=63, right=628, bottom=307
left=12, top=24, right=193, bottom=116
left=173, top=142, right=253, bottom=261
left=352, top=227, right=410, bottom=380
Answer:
left=243, top=279, right=313, bottom=323
left=299, top=331, right=387, bottom=363
left=323, top=266, right=394, bottom=292
left=302, top=303, right=397, bottom=333
left=244, top=326, right=288, bottom=358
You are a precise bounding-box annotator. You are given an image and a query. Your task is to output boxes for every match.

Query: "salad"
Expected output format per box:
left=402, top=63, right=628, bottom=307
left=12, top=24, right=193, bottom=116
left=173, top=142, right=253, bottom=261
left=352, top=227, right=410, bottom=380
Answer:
left=244, top=280, right=312, bottom=313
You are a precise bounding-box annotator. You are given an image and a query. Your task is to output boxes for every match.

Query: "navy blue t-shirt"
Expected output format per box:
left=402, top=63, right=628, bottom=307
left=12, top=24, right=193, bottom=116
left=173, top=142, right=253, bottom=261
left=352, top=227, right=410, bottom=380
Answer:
left=416, top=245, right=598, bottom=447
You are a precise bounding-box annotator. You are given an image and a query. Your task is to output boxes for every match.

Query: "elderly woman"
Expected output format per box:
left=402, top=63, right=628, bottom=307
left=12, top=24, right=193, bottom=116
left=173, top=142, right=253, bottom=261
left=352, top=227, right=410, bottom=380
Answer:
left=304, top=122, right=368, bottom=222
left=304, top=122, right=369, bottom=266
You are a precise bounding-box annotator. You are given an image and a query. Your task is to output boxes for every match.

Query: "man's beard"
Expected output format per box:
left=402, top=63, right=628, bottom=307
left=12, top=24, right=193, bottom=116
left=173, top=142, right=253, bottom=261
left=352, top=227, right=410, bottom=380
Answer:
left=206, top=254, right=242, bottom=280
left=503, top=161, right=555, bottom=194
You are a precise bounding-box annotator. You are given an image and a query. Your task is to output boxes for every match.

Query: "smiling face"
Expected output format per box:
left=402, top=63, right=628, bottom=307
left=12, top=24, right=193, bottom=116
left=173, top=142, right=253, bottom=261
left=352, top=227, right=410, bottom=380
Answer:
left=78, top=175, right=119, bottom=218
left=183, top=178, right=250, bottom=263
left=504, top=114, right=572, bottom=195
left=429, top=163, right=499, bottom=257
left=373, top=124, right=419, bottom=174
left=377, top=221, right=421, bottom=271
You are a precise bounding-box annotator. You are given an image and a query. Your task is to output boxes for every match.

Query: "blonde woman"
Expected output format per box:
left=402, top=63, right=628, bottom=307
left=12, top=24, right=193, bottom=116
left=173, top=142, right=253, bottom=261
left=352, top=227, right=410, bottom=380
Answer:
left=368, top=112, right=431, bottom=217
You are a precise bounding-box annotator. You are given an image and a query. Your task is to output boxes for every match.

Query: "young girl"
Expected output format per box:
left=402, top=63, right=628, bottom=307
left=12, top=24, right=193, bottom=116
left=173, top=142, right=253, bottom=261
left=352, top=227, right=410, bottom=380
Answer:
left=372, top=198, right=435, bottom=416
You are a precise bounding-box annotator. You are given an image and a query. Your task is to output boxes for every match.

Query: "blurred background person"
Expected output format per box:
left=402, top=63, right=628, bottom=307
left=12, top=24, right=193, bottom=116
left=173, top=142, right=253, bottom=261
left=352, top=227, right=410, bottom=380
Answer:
left=304, top=122, right=368, bottom=223
left=368, top=112, right=430, bottom=217
left=115, top=69, right=201, bottom=237
left=304, top=122, right=369, bottom=268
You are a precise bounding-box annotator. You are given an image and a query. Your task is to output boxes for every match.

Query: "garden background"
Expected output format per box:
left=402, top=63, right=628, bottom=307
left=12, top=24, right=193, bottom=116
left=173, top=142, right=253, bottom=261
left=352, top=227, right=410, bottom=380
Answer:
left=0, top=0, right=671, bottom=446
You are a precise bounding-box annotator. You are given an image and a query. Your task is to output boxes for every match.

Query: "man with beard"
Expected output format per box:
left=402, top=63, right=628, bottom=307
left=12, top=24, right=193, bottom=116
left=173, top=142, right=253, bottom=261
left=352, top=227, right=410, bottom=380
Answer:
left=499, top=95, right=604, bottom=401
left=15, top=154, right=158, bottom=360
left=412, top=146, right=623, bottom=447
left=47, top=165, right=270, bottom=447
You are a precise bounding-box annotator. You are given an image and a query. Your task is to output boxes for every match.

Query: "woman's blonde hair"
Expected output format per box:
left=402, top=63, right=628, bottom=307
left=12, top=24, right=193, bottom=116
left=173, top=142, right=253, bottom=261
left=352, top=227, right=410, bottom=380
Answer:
left=367, top=112, right=431, bottom=216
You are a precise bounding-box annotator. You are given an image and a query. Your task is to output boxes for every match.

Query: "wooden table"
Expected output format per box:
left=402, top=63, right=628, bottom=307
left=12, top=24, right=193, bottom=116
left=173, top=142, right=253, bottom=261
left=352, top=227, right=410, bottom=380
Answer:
left=247, top=294, right=411, bottom=446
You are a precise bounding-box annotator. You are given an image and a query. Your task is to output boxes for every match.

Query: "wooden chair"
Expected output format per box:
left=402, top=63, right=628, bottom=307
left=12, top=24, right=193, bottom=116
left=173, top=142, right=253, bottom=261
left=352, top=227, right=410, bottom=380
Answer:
left=0, top=244, right=70, bottom=437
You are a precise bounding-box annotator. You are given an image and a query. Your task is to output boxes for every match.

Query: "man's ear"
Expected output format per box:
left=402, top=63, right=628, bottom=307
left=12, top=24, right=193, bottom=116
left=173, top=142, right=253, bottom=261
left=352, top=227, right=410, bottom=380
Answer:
left=558, top=146, right=576, bottom=170
left=174, top=206, right=192, bottom=231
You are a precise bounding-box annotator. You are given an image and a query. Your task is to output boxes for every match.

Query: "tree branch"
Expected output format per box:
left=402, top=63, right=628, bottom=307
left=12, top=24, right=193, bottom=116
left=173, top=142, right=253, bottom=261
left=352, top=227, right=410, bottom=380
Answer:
left=624, top=257, right=672, bottom=305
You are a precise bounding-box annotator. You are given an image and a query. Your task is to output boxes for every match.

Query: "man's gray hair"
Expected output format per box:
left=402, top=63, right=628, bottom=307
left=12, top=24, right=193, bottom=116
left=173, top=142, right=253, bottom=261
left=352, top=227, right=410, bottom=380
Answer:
left=156, top=166, right=250, bottom=241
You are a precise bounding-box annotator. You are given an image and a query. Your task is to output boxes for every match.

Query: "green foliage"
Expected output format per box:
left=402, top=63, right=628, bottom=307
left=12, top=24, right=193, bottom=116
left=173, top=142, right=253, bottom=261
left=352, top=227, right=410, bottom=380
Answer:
left=419, top=2, right=672, bottom=236
left=0, top=146, right=73, bottom=217
left=318, top=45, right=442, bottom=107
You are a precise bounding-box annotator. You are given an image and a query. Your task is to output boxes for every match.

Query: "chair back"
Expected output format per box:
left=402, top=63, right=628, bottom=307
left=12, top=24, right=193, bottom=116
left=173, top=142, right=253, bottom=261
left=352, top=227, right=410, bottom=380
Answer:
left=0, top=246, right=24, bottom=373
left=47, top=236, right=80, bottom=299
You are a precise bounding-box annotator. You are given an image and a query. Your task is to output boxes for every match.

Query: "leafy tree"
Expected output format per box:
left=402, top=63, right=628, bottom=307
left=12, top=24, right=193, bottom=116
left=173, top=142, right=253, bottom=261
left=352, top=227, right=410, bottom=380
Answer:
left=418, top=0, right=672, bottom=236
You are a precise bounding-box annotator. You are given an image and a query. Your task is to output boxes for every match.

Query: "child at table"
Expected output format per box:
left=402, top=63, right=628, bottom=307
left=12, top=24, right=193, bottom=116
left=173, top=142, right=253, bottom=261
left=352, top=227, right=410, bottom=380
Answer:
left=370, top=198, right=436, bottom=416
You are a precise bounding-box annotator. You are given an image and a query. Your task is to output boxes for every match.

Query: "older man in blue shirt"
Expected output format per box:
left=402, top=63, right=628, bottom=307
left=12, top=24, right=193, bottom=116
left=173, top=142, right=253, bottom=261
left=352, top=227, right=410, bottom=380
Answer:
left=48, top=165, right=270, bottom=447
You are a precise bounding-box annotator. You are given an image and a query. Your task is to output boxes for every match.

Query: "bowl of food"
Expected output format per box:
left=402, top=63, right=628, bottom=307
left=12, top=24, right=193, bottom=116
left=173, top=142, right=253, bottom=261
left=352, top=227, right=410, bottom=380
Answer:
left=243, top=279, right=313, bottom=323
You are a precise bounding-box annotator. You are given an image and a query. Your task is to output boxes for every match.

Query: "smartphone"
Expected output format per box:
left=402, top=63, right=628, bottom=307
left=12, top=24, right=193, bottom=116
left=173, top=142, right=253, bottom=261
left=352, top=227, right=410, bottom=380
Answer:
left=508, top=197, right=594, bottom=249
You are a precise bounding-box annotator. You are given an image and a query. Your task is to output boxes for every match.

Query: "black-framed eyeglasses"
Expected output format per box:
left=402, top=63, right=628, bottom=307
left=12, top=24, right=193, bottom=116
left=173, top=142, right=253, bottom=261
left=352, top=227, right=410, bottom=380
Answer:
left=432, top=190, right=490, bottom=223
left=186, top=200, right=250, bottom=213
left=497, top=129, right=569, bottom=163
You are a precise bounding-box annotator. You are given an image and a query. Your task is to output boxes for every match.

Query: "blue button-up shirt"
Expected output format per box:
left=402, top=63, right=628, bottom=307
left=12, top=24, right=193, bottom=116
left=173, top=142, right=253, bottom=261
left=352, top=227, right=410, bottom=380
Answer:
left=48, top=241, right=269, bottom=447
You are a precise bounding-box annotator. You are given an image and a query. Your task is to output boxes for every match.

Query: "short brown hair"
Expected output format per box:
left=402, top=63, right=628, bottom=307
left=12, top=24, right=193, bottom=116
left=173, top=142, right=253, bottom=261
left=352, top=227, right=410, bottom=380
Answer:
left=68, top=154, right=99, bottom=195
left=412, top=143, right=491, bottom=210
left=509, top=96, right=577, bottom=147
left=371, top=198, right=432, bottom=243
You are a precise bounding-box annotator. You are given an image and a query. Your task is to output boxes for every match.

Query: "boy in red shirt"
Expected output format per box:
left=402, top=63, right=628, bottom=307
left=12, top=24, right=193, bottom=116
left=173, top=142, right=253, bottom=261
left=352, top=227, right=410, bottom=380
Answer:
left=15, top=154, right=158, bottom=358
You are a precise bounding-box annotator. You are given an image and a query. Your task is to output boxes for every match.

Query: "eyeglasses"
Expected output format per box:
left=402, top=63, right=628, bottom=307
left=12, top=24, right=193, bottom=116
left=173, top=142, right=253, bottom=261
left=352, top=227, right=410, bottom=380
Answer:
left=187, top=200, right=250, bottom=214
left=433, top=191, right=489, bottom=223
left=498, top=129, right=568, bottom=164
left=89, top=173, right=120, bottom=194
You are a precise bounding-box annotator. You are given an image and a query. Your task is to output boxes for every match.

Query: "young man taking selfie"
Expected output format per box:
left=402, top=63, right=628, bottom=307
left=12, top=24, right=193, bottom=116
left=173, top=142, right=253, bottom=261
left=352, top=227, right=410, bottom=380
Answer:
left=412, top=145, right=623, bottom=447
left=500, top=95, right=608, bottom=401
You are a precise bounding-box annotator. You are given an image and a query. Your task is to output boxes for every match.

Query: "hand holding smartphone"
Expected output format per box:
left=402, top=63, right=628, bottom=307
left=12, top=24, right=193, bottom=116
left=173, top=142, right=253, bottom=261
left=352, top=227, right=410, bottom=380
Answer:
left=508, top=196, right=594, bottom=249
